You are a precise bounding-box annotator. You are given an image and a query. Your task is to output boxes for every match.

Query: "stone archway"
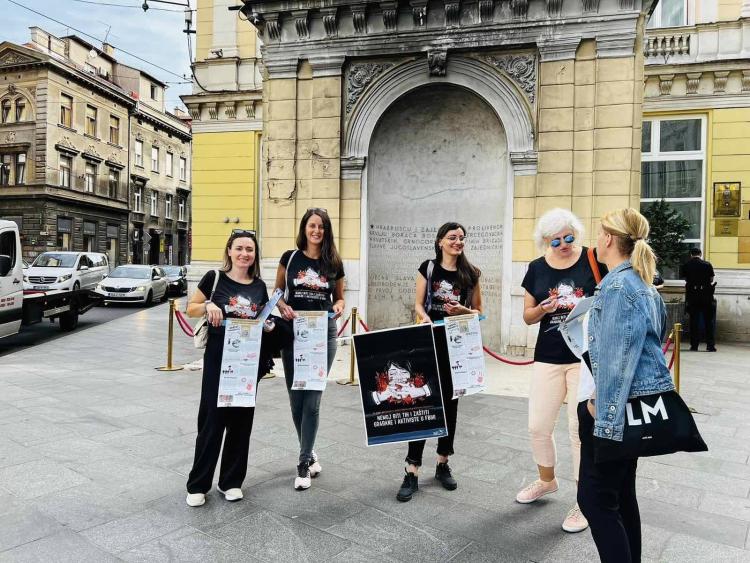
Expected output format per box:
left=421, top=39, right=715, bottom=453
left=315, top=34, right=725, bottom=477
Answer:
left=366, top=84, right=507, bottom=349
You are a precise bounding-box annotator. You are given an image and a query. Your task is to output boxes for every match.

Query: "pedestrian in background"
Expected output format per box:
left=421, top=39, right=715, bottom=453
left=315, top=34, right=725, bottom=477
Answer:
left=396, top=221, right=483, bottom=502
left=516, top=208, right=606, bottom=534
left=274, top=208, right=345, bottom=491
left=680, top=248, right=716, bottom=352
left=184, top=230, right=278, bottom=507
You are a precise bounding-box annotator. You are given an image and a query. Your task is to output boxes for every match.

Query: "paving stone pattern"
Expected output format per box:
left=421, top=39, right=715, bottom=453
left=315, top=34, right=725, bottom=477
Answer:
left=1, top=304, right=749, bottom=561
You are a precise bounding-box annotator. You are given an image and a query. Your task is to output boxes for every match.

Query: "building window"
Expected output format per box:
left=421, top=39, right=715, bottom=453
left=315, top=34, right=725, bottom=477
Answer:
left=106, top=225, right=118, bottom=265
left=57, top=217, right=73, bottom=251
left=178, top=197, right=186, bottom=221
left=0, top=154, right=11, bottom=185
left=84, top=162, right=96, bottom=193
left=59, top=154, right=72, bottom=187
left=134, top=186, right=143, bottom=213
left=108, top=168, right=119, bottom=198
left=166, top=152, right=173, bottom=177
left=135, top=139, right=143, bottom=167
left=151, top=146, right=159, bottom=172
left=15, top=153, right=26, bottom=185
left=15, top=99, right=26, bottom=122
left=150, top=83, right=158, bottom=100
left=83, top=221, right=97, bottom=252
left=641, top=117, right=706, bottom=278
left=85, top=105, right=97, bottom=137
left=179, top=156, right=186, bottom=181
left=150, top=190, right=158, bottom=216
left=165, top=194, right=173, bottom=219
left=109, top=115, right=120, bottom=145
left=1, top=99, right=10, bottom=123
left=647, top=0, right=687, bottom=28
left=60, top=93, right=73, bottom=127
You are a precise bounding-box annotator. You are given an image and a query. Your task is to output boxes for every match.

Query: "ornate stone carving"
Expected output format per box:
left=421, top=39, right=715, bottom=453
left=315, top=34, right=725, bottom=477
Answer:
left=188, top=105, right=201, bottom=120
left=83, top=145, right=103, bottom=162
left=511, top=0, right=528, bottom=18
left=0, top=51, right=35, bottom=66
left=352, top=5, right=367, bottom=34
left=107, top=153, right=124, bottom=168
left=381, top=2, right=398, bottom=30
left=207, top=103, right=219, bottom=120
left=224, top=102, right=236, bottom=119
left=56, top=136, right=79, bottom=155
left=4, top=131, right=16, bottom=144
left=479, top=0, right=494, bottom=21
left=293, top=11, right=309, bottom=38
left=581, top=0, right=599, bottom=12
left=411, top=1, right=428, bottom=26
left=346, top=63, right=394, bottom=115
left=428, top=51, right=448, bottom=76
left=245, top=103, right=256, bottom=118
left=742, top=70, right=750, bottom=93
left=322, top=8, right=338, bottom=38
left=445, top=1, right=460, bottom=26
left=658, top=74, right=674, bottom=96
left=135, top=132, right=144, bottom=141
left=265, top=14, right=281, bottom=40
left=7, top=84, right=17, bottom=95
left=686, top=72, right=701, bottom=95
left=483, top=53, right=537, bottom=103
left=713, top=71, right=729, bottom=93
left=546, top=0, right=563, bottom=17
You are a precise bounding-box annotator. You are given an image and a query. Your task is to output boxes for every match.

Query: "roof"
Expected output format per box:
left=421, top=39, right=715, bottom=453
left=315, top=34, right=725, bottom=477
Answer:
left=60, top=34, right=118, bottom=64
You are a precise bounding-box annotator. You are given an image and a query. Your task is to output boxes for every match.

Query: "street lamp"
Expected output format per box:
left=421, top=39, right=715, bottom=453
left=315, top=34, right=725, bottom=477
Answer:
left=142, top=0, right=191, bottom=12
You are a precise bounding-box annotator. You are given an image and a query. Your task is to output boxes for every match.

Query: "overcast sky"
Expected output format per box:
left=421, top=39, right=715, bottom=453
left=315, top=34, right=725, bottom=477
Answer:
left=2, top=0, right=194, bottom=110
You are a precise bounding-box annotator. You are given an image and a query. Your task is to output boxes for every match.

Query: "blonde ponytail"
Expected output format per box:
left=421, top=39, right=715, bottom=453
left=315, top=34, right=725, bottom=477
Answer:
left=601, top=208, right=657, bottom=285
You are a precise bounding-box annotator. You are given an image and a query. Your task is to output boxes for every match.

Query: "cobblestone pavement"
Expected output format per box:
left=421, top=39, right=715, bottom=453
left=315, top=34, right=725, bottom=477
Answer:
left=1, top=303, right=748, bottom=562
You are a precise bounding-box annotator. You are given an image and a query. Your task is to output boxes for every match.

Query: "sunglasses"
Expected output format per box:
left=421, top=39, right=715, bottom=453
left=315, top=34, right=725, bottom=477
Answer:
left=307, top=207, right=328, bottom=214
left=550, top=234, right=575, bottom=248
left=231, top=229, right=257, bottom=237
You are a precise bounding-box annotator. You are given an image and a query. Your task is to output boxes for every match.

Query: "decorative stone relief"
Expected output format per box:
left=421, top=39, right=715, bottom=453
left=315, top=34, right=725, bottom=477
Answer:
left=224, top=103, right=237, bottom=119
left=245, top=103, right=256, bottom=119
left=546, top=0, right=563, bottom=17
left=0, top=51, right=35, bottom=66
left=352, top=5, right=367, bottom=34
left=7, top=84, right=17, bottom=95
left=445, top=1, right=460, bottom=26
left=742, top=70, right=750, bottom=93
left=428, top=51, right=448, bottom=76
left=207, top=103, right=219, bottom=120
left=581, top=0, right=599, bottom=12
left=381, top=2, right=398, bottom=30
left=346, top=62, right=395, bottom=115
left=483, top=54, right=536, bottom=104
left=686, top=72, right=701, bottom=95
left=57, top=136, right=79, bottom=153
left=135, top=132, right=144, bottom=141
left=713, top=71, right=729, bottom=93
left=188, top=105, right=200, bottom=120
left=4, top=131, right=16, bottom=143
left=479, top=0, right=494, bottom=21
left=511, top=0, right=528, bottom=18
left=322, top=8, right=338, bottom=38
left=411, top=1, right=428, bottom=26
left=658, top=74, right=674, bottom=96
left=84, top=146, right=102, bottom=161
left=265, top=14, right=281, bottom=40
left=107, top=153, right=124, bottom=167
left=294, top=11, right=309, bottom=38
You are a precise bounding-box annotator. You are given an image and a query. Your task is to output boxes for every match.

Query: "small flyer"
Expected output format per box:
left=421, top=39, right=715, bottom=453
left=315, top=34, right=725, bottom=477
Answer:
left=291, top=310, right=329, bottom=391
left=217, top=318, right=263, bottom=407
left=444, top=313, right=486, bottom=399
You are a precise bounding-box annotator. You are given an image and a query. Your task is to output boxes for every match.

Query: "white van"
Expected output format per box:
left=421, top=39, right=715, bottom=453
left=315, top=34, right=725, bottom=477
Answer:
left=24, top=251, right=110, bottom=292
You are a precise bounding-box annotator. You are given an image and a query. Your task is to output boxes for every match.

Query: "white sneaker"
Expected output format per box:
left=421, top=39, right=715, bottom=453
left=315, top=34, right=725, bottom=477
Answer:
left=562, top=503, right=589, bottom=533
left=217, top=487, right=243, bottom=502
left=295, top=462, right=311, bottom=491
left=185, top=493, right=206, bottom=507
left=309, top=451, right=322, bottom=478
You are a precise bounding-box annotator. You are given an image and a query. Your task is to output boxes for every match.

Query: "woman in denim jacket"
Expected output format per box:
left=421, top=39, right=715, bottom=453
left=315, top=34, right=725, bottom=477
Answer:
left=577, top=208, right=674, bottom=563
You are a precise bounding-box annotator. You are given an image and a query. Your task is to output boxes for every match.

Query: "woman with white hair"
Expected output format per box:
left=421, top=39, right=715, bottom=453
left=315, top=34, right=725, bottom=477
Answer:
left=515, top=208, right=606, bottom=534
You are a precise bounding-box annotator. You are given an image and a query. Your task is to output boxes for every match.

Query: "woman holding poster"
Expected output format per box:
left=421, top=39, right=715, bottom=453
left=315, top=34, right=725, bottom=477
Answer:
left=184, top=230, right=278, bottom=508
left=397, top=221, right=483, bottom=502
left=274, top=208, right=345, bottom=491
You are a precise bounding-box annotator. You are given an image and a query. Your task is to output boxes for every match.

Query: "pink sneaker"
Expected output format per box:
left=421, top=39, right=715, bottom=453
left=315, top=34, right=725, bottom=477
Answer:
left=515, top=478, right=559, bottom=504
left=562, top=503, right=589, bottom=533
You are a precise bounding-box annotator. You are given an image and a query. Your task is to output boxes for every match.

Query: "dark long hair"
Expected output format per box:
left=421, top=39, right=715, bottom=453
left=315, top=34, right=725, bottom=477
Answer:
left=295, top=208, right=343, bottom=278
left=434, top=222, right=481, bottom=291
left=222, top=231, right=262, bottom=279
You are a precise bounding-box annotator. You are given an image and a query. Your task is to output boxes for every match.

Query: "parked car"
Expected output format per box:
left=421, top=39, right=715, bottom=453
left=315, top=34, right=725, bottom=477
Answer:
left=162, top=265, right=188, bottom=296
left=24, top=251, right=109, bottom=292
left=95, top=265, right=168, bottom=306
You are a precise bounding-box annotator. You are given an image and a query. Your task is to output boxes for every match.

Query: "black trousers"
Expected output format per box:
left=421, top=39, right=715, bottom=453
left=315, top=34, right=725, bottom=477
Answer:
left=687, top=301, right=715, bottom=349
left=577, top=401, right=641, bottom=563
left=405, top=326, right=459, bottom=466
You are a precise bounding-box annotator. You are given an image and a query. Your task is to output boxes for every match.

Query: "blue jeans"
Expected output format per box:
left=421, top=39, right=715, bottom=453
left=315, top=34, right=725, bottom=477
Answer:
left=282, top=318, right=338, bottom=465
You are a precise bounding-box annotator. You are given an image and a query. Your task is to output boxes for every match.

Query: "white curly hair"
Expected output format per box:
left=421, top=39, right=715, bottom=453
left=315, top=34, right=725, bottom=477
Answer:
left=533, top=208, right=585, bottom=253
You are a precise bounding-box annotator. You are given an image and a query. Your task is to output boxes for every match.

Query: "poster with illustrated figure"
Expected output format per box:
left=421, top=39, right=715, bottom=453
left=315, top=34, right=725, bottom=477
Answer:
left=545, top=278, right=587, bottom=330
left=353, top=324, right=448, bottom=446
left=217, top=318, right=263, bottom=407
left=444, top=313, right=486, bottom=398
left=291, top=310, right=329, bottom=391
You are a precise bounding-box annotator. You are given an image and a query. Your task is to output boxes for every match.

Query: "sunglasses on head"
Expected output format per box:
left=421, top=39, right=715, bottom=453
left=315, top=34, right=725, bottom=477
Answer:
left=231, top=229, right=256, bottom=238
left=550, top=234, right=575, bottom=248
left=307, top=207, right=328, bottom=214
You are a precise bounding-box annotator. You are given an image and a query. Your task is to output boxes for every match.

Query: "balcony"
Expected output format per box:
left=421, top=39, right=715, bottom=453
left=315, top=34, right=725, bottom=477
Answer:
left=645, top=20, right=750, bottom=66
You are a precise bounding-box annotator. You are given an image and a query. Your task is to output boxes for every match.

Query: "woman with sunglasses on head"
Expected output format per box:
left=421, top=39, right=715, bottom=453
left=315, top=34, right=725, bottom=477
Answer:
left=396, top=222, right=483, bottom=502
left=185, top=229, right=278, bottom=507
left=515, top=209, right=606, bottom=533
left=274, top=208, right=345, bottom=491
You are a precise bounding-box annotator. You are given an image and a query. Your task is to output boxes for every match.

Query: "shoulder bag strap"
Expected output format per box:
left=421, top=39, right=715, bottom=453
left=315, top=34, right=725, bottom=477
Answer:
left=424, top=260, right=435, bottom=312
left=284, top=250, right=299, bottom=302
left=587, top=247, right=602, bottom=285
left=208, top=269, right=220, bottom=301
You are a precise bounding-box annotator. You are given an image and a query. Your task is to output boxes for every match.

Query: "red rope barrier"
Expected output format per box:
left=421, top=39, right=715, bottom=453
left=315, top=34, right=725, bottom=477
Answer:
left=662, top=337, right=672, bottom=355
left=483, top=346, right=535, bottom=366
left=337, top=314, right=351, bottom=337
left=174, top=310, right=195, bottom=337
left=359, top=318, right=370, bottom=332
left=668, top=349, right=675, bottom=370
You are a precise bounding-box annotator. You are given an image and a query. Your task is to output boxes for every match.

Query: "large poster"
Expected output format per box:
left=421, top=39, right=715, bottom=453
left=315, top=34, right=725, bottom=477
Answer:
left=353, top=324, right=448, bottom=446
left=291, top=310, right=329, bottom=391
left=217, top=318, right=263, bottom=407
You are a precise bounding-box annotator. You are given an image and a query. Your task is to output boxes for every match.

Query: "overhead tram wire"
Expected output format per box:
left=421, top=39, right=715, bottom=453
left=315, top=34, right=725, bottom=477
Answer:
left=71, top=0, right=192, bottom=12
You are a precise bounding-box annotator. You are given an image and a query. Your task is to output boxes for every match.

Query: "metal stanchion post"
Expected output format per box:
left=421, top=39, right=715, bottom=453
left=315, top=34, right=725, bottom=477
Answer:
left=673, top=322, right=681, bottom=393
left=157, top=298, right=184, bottom=372
left=337, top=306, right=359, bottom=386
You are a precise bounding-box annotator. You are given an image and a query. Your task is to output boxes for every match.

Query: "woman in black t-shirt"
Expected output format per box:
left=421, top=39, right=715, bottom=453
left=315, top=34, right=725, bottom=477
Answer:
left=274, top=208, right=345, bottom=491
left=396, top=221, right=483, bottom=503
left=184, top=230, right=278, bottom=508
left=515, top=208, right=606, bottom=534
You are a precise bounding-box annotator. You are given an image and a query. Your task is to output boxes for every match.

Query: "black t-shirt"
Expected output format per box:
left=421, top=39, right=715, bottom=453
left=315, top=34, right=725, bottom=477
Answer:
left=418, top=260, right=471, bottom=322
left=198, top=270, right=269, bottom=337
left=280, top=250, right=345, bottom=312
left=680, top=258, right=714, bottom=304
left=521, top=247, right=606, bottom=364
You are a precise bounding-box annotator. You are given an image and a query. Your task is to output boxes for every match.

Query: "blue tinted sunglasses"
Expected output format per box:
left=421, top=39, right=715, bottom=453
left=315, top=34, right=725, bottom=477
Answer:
left=550, top=234, right=575, bottom=248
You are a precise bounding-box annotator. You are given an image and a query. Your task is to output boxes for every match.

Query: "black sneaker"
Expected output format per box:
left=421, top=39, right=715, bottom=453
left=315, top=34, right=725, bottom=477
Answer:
left=707, top=346, right=717, bottom=352
left=435, top=462, right=457, bottom=491
left=396, top=470, right=418, bottom=502
left=689, top=347, right=699, bottom=351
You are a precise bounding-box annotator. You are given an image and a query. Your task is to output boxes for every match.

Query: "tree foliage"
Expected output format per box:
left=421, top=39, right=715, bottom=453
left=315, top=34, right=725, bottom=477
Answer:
left=642, top=199, right=691, bottom=271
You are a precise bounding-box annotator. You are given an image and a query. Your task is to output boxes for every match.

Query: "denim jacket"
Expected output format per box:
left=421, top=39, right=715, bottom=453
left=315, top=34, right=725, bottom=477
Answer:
left=588, top=260, right=675, bottom=441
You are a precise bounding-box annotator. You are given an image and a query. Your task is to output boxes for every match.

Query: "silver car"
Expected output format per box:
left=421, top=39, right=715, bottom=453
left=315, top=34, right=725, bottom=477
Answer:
left=95, top=265, right=168, bottom=306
